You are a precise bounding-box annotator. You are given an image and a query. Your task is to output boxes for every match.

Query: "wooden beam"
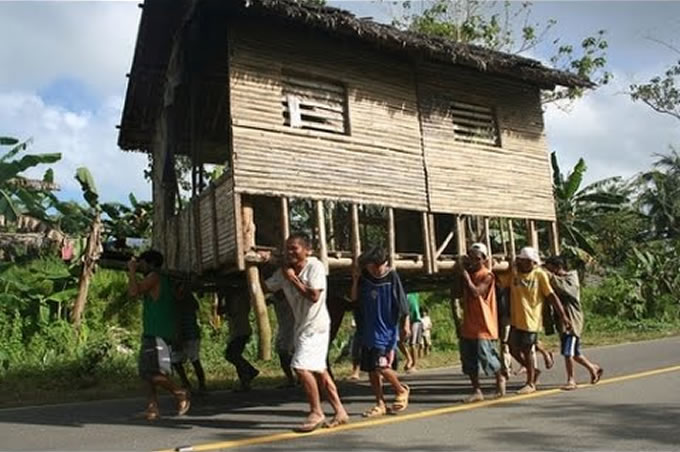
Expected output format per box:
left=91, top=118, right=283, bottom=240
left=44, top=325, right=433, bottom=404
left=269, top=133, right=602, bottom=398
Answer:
left=315, top=200, right=329, bottom=274
left=351, top=203, right=361, bottom=269
left=508, top=219, right=516, bottom=261
left=484, top=217, right=492, bottom=269
left=528, top=219, right=539, bottom=250
left=242, top=197, right=271, bottom=361
left=435, top=228, right=455, bottom=260
left=421, top=212, right=433, bottom=274
left=549, top=221, right=560, bottom=256
left=327, top=202, right=336, bottom=251
left=455, top=214, right=467, bottom=258
left=428, top=213, right=438, bottom=273
left=499, top=218, right=508, bottom=257
left=387, top=207, right=396, bottom=268
left=280, top=196, right=290, bottom=249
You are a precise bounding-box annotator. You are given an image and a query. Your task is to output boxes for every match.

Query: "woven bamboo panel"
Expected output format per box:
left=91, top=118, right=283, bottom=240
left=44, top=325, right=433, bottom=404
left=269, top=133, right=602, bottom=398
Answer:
left=199, top=191, right=215, bottom=268
left=214, top=178, right=237, bottom=264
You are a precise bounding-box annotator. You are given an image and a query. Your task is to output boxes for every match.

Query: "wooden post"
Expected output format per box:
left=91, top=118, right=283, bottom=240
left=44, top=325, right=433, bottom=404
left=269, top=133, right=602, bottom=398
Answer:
left=387, top=207, right=396, bottom=269
left=484, top=217, right=492, bottom=269
left=351, top=204, right=361, bottom=269
left=328, top=202, right=336, bottom=251
left=508, top=219, right=516, bottom=261
left=549, top=221, right=560, bottom=256
left=528, top=219, right=539, bottom=250
left=280, top=197, right=289, bottom=249
left=242, top=200, right=271, bottom=360
left=499, top=218, right=508, bottom=257
left=455, top=214, right=467, bottom=257
left=422, top=212, right=433, bottom=274
left=315, top=200, right=329, bottom=274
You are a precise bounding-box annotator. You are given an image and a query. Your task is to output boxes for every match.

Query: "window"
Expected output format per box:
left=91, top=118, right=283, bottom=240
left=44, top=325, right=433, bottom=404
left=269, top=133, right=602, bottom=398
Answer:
left=281, top=74, right=348, bottom=134
left=450, top=101, right=500, bottom=147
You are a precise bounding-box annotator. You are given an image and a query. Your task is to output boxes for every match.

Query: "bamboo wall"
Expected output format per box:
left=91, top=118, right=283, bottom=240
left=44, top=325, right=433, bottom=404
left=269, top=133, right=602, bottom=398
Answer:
left=162, top=174, right=238, bottom=274
left=228, top=22, right=428, bottom=211
left=418, top=62, right=556, bottom=221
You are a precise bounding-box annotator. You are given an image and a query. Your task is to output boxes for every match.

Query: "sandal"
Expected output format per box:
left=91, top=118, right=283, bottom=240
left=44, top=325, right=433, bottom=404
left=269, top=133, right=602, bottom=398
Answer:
left=175, top=390, right=191, bottom=416
left=137, top=406, right=160, bottom=421
left=362, top=404, right=387, bottom=418
left=391, top=384, right=410, bottom=413
left=324, top=415, right=349, bottom=429
left=591, top=367, right=604, bottom=385
left=561, top=382, right=578, bottom=391
left=295, top=416, right=326, bottom=433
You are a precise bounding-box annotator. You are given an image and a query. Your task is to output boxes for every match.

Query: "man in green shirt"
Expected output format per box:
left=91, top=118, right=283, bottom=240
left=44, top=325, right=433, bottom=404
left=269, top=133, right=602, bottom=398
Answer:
left=399, top=292, right=422, bottom=372
left=128, top=250, right=190, bottom=421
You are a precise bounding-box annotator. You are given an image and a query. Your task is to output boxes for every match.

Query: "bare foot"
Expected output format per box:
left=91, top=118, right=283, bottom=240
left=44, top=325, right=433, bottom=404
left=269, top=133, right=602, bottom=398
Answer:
left=295, top=414, right=326, bottom=433
left=517, top=383, right=536, bottom=395
left=464, top=391, right=484, bottom=404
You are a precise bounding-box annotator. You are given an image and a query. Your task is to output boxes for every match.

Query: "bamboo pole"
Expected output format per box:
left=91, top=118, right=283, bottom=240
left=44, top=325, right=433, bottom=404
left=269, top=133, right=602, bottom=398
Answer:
left=549, top=221, right=560, bottom=256
left=499, top=218, right=508, bottom=257
left=528, top=219, right=539, bottom=250
left=280, top=197, right=289, bottom=249
left=508, top=219, right=516, bottom=261
left=242, top=201, right=271, bottom=361
left=387, top=207, right=396, bottom=269
left=456, top=214, right=467, bottom=257
left=421, top=212, right=433, bottom=274
left=315, top=200, right=329, bottom=274
left=328, top=202, right=336, bottom=251
left=428, top=213, right=438, bottom=273
left=351, top=204, right=361, bottom=269
left=484, top=217, right=492, bottom=269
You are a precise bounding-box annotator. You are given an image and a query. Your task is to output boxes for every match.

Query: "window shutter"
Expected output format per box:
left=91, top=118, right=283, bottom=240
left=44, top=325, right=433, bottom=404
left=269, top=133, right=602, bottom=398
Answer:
left=451, top=101, right=500, bottom=147
left=282, top=74, right=348, bottom=134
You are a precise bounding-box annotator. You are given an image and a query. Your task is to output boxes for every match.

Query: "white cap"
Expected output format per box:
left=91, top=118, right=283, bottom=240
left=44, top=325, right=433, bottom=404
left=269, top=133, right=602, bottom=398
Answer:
left=518, top=246, right=541, bottom=264
left=469, top=242, right=488, bottom=258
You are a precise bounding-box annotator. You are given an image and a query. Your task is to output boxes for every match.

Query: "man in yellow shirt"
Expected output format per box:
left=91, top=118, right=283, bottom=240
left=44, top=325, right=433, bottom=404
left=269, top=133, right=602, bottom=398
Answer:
left=496, top=247, right=571, bottom=394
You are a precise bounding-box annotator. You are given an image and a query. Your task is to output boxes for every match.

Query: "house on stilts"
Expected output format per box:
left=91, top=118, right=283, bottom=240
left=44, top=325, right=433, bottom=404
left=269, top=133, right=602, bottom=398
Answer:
left=118, top=0, right=591, bottom=358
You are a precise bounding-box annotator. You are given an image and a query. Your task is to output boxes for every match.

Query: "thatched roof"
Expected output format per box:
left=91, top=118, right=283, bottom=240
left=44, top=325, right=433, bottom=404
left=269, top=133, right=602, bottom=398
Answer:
left=118, top=0, right=593, bottom=152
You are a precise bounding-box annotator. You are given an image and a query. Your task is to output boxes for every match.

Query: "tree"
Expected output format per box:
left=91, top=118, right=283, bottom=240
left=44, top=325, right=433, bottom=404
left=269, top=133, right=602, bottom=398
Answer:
left=101, top=193, right=153, bottom=242
left=70, top=167, right=102, bottom=326
left=0, top=136, right=61, bottom=224
left=389, top=0, right=611, bottom=104
left=630, top=61, right=680, bottom=121
left=637, top=148, right=680, bottom=240
left=551, top=152, right=626, bottom=264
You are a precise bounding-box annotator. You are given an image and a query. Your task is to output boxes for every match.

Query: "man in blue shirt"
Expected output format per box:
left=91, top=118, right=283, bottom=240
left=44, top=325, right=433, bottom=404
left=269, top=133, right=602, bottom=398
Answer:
left=350, top=247, right=411, bottom=417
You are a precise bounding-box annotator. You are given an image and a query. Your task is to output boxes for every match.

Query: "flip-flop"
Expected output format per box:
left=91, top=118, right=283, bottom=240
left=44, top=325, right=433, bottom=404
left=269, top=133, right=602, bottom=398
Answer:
left=591, top=367, right=604, bottom=384
left=362, top=405, right=387, bottom=418
left=561, top=382, right=578, bottom=391
left=391, top=384, right=410, bottom=413
left=294, top=417, right=326, bottom=433
left=175, top=390, right=191, bottom=416
left=545, top=351, right=555, bottom=369
left=324, top=416, right=349, bottom=429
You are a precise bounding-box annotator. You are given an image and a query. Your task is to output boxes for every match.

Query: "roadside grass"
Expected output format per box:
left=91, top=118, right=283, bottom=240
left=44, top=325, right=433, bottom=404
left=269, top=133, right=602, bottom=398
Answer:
left=2, top=297, right=679, bottom=409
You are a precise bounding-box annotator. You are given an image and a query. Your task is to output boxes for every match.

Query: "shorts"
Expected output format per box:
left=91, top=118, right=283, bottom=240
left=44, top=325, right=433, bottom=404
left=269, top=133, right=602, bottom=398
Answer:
left=509, top=327, right=538, bottom=350
left=360, top=346, right=395, bottom=372
left=409, top=321, right=423, bottom=346
left=291, top=329, right=329, bottom=373
left=460, top=338, right=502, bottom=376
left=138, top=336, right=172, bottom=380
left=171, top=338, right=201, bottom=364
left=560, top=333, right=581, bottom=357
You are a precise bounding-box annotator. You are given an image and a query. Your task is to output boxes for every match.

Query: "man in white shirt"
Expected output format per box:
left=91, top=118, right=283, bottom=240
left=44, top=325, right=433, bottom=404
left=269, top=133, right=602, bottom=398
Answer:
left=265, top=233, right=348, bottom=432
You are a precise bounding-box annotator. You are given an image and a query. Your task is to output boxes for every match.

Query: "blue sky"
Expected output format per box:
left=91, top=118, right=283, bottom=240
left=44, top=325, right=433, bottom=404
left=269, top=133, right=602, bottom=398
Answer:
left=1, top=1, right=678, bottom=205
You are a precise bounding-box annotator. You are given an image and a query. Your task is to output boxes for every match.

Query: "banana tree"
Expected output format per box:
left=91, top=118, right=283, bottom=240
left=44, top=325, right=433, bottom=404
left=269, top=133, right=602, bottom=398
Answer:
left=0, top=136, right=61, bottom=225
left=70, top=167, right=102, bottom=326
left=551, top=152, right=626, bottom=264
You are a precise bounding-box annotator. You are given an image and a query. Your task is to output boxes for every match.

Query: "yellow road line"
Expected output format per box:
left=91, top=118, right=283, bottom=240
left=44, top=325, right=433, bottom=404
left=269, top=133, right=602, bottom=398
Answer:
left=157, top=364, right=680, bottom=452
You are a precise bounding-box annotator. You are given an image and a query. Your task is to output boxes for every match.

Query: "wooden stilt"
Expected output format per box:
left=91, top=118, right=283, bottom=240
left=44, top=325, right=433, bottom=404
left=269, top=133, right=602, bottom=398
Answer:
left=351, top=204, right=361, bottom=269
left=428, top=213, right=438, bottom=273
left=280, top=197, right=289, bottom=249
left=528, top=219, right=539, bottom=250
left=422, top=212, right=433, bottom=274
left=484, top=217, right=492, bottom=269
left=328, top=202, right=336, bottom=251
left=315, top=200, right=329, bottom=274
left=387, top=207, right=396, bottom=269
left=549, top=221, right=560, bottom=256
left=499, top=218, right=508, bottom=257
left=456, top=214, right=467, bottom=257
left=508, top=219, right=516, bottom=261
left=242, top=201, right=271, bottom=361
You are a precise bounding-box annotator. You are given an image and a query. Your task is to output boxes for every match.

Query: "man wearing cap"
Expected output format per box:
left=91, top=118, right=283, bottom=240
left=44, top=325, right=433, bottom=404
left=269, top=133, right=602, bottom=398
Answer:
left=457, top=243, right=506, bottom=402
left=496, top=247, right=571, bottom=394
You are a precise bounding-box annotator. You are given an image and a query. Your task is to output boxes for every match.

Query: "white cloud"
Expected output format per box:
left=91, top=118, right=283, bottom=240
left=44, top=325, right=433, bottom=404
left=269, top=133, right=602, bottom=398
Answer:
left=0, top=91, right=150, bottom=203
left=0, top=2, right=140, bottom=97
left=544, top=71, right=680, bottom=185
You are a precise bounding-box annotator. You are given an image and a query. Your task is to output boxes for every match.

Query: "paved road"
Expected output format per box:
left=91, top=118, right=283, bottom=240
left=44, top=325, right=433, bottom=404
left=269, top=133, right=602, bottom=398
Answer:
left=1, top=337, right=679, bottom=451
